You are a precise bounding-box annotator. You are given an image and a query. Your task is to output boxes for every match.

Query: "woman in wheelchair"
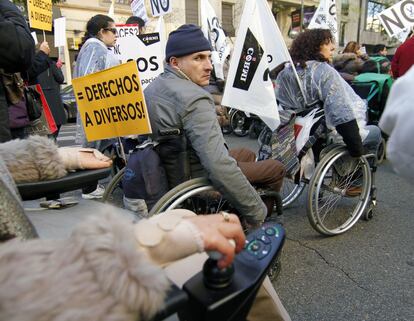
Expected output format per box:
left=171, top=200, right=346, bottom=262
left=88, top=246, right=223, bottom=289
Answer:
left=275, top=29, right=381, bottom=162
left=0, top=135, right=290, bottom=320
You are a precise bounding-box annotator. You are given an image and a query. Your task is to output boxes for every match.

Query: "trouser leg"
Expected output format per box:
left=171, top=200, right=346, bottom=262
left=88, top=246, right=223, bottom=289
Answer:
left=229, top=147, right=256, bottom=162
left=363, top=125, right=382, bottom=155
left=229, top=148, right=286, bottom=192
left=247, top=276, right=291, bottom=321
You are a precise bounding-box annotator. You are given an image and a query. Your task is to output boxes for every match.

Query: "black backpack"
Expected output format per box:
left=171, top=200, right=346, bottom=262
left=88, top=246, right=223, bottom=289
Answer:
left=122, top=144, right=169, bottom=210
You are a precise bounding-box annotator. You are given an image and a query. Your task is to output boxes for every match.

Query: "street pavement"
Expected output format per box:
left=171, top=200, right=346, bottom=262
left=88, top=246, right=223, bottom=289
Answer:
left=227, top=134, right=414, bottom=321
left=24, top=124, right=414, bottom=321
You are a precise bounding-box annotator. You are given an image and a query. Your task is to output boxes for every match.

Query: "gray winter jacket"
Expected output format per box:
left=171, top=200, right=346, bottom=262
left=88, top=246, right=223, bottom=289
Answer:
left=144, top=65, right=266, bottom=225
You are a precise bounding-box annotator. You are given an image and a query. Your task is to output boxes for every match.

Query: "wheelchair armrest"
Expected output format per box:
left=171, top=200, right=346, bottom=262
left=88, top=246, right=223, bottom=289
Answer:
left=17, top=168, right=111, bottom=200
left=151, top=284, right=189, bottom=321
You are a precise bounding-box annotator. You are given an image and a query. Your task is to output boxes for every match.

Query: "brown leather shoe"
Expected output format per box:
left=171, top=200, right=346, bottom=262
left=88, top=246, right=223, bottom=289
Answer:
left=345, top=186, right=362, bottom=197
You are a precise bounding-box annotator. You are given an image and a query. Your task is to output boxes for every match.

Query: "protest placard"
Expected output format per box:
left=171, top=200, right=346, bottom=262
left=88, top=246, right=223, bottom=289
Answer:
left=149, top=0, right=172, bottom=17
left=308, top=0, right=338, bottom=43
left=54, top=17, right=66, bottom=48
left=377, top=0, right=414, bottom=39
left=72, top=61, right=152, bottom=142
left=131, top=0, right=149, bottom=22
left=27, top=0, right=52, bottom=31
left=111, top=25, right=164, bottom=89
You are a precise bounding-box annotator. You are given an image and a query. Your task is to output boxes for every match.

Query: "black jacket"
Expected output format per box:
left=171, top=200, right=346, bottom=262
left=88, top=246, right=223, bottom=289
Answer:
left=0, top=0, right=35, bottom=142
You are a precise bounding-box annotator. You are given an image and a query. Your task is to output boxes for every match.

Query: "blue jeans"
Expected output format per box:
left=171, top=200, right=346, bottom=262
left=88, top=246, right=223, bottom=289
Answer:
left=363, top=125, right=382, bottom=156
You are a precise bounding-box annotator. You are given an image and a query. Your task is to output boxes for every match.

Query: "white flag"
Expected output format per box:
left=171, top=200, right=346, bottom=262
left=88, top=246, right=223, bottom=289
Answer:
left=308, top=0, right=338, bottom=43
left=222, top=0, right=291, bottom=131
left=200, top=0, right=230, bottom=80
left=108, top=0, right=115, bottom=18
left=155, top=16, right=166, bottom=62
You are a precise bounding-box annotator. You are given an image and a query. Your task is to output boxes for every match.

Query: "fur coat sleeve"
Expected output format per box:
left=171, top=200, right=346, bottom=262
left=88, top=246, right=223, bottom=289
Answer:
left=0, top=135, right=67, bottom=183
left=0, top=211, right=171, bottom=321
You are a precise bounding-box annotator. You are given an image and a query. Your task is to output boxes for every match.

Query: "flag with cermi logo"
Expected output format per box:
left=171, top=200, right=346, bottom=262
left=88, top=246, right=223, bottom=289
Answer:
left=222, top=0, right=291, bottom=131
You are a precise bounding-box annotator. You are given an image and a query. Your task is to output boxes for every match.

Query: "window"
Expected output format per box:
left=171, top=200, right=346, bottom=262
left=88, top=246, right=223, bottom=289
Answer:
left=100, top=0, right=130, bottom=5
left=222, top=3, right=235, bottom=37
left=366, top=0, right=385, bottom=32
left=339, top=22, right=346, bottom=47
left=186, top=0, right=199, bottom=25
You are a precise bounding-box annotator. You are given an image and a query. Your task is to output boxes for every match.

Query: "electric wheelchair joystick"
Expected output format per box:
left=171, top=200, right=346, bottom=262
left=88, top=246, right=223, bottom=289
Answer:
left=152, top=222, right=285, bottom=321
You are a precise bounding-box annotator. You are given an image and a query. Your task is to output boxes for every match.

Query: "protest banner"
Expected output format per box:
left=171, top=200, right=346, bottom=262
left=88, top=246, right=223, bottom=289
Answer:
left=131, top=0, right=149, bottom=22
left=27, top=0, right=52, bottom=31
left=54, top=17, right=66, bottom=48
left=111, top=25, right=164, bottom=89
left=149, top=0, right=172, bottom=17
left=308, top=0, right=338, bottom=43
left=72, top=61, right=152, bottom=142
left=200, top=0, right=231, bottom=80
left=377, top=0, right=414, bottom=40
left=222, top=0, right=295, bottom=131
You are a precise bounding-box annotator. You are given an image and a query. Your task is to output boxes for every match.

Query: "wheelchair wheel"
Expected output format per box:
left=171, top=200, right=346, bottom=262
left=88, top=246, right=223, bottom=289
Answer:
left=307, top=146, right=372, bottom=236
left=149, top=177, right=231, bottom=215
left=230, top=110, right=250, bottom=137
left=281, top=176, right=305, bottom=208
left=102, top=167, right=125, bottom=208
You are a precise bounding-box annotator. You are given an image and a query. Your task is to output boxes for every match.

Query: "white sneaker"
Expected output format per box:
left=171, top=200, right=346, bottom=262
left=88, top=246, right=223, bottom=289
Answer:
left=82, top=184, right=105, bottom=200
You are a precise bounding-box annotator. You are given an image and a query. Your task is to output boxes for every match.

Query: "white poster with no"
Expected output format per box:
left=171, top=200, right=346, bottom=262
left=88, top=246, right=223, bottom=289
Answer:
left=111, top=25, right=164, bottom=89
left=149, top=0, right=172, bottom=17
left=54, top=17, right=66, bottom=47
left=377, top=0, right=414, bottom=40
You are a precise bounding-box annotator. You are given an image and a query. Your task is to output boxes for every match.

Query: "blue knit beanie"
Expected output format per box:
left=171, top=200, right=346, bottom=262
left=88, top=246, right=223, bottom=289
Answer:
left=165, top=24, right=212, bottom=62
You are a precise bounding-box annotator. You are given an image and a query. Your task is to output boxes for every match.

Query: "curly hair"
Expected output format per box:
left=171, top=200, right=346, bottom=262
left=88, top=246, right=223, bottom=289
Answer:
left=290, top=29, right=334, bottom=68
left=343, top=41, right=360, bottom=54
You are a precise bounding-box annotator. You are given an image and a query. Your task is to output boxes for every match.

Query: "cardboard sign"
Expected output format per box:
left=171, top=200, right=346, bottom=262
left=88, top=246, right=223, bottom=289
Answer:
left=72, top=61, right=152, bottom=142
left=377, top=0, right=414, bottom=39
left=54, top=17, right=66, bottom=47
left=27, top=0, right=52, bottom=31
left=149, top=0, right=172, bottom=17
left=111, top=25, right=164, bottom=89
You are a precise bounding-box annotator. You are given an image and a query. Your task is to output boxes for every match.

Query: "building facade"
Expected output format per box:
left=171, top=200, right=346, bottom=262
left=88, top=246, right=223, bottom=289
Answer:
left=51, top=0, right=402, bottom=81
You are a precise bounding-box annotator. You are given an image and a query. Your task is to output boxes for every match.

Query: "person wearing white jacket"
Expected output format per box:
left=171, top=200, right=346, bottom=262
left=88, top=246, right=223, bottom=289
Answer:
left=379, top=66, right=414, bottom=180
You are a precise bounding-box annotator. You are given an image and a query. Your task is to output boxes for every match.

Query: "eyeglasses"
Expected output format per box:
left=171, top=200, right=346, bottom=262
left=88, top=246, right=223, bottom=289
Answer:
left=103, top=28, right=117, bottom=35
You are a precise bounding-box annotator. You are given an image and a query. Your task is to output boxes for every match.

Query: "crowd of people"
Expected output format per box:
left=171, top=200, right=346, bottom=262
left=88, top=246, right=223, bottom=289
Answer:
left=1, top=0, right=414, bottom=320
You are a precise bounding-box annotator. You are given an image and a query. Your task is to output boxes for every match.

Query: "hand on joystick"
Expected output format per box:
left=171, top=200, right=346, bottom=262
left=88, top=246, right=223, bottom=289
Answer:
left=203, top=239, right=236, bottom=289
left=186, top=213, right=245, bottom=268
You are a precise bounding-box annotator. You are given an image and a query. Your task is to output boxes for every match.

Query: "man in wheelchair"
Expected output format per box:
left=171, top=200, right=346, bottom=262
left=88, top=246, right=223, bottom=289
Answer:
left=275, top=29, right=382, bottom=172
left=144, top=24, right=285, bottom=227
